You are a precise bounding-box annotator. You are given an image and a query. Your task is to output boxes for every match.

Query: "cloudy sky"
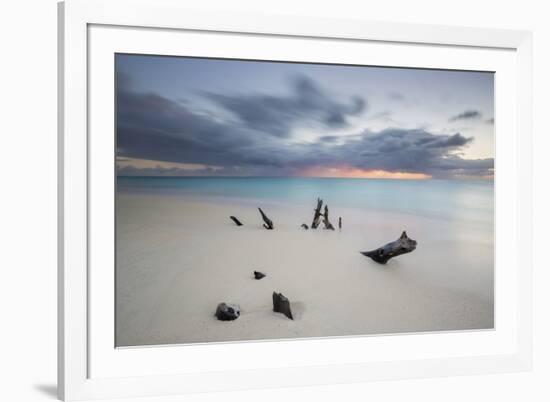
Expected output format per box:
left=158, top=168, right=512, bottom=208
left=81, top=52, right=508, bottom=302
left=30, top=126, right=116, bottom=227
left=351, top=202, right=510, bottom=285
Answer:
left=116, top=54, right=494, bottom=179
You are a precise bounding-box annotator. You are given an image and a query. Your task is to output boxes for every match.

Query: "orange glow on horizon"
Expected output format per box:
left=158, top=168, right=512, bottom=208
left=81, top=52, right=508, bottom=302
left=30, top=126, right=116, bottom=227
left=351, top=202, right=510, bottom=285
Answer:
left=299, top=166, right=432, bottom=180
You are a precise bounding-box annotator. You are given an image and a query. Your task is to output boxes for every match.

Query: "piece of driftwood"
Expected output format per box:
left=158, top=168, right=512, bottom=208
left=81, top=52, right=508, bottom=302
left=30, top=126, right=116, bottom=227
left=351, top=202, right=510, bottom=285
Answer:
left=323, top=205, right=335, bottom=230
left=254, top=271, right=266, bottom=280
left=311, top=198, right=324, bottom=229
left=360, top=231, right=417, bottom=264
left=258, top=207, right=274, bottom=230
left=301, top=223, right=309, bottom=230
left=272, top=292, right=293, bottom=320
left=215, top=303, right=240, bottom=321
left=338, top=217, right=342, bottom=230
left=229, top=216, right=243, bottom=226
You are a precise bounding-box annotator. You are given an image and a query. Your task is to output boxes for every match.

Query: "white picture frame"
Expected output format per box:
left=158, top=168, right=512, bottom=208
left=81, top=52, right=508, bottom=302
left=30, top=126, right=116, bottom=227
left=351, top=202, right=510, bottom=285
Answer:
left=58, top=0, right=533, bottom=400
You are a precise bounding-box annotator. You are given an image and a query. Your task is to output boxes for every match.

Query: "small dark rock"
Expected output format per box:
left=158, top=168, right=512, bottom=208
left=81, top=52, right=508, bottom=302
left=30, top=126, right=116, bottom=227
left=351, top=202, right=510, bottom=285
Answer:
left=301, top=223, right=309, bottom=230
left=272, top=292, right=293, bottom=320
left=254, top=271, right=266, bottom=280
left=215, top=302, right=240, bottom=321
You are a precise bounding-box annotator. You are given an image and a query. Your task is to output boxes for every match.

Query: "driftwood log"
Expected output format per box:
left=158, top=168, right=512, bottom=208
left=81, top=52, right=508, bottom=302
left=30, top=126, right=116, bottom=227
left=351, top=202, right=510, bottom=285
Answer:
left=360, top=231, right=417, bottom=264
left=229, top=216, right=243, bottom=226
left=258, top=207, right=274, bottom=230
left=272, top=292, right=293, bottom=320
left=323, top=205, right=335, bottom=230
left=311, top=198, right=324, bottom=229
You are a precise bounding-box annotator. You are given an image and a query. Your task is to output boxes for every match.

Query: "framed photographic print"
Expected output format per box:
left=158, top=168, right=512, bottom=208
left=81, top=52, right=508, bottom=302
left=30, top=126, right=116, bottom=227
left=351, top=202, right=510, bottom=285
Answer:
left=58, top=0, right=533, bottom=400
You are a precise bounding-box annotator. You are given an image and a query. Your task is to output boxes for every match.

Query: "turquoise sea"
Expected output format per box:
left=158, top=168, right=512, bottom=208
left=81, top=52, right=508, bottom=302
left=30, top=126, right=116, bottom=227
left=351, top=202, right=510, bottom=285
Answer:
left=117, top=176, right=494, bottom=228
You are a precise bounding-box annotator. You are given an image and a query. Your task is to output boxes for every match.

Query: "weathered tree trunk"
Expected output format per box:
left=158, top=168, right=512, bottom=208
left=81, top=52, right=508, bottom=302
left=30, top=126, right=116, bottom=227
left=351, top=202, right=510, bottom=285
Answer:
left=338, top=217, right=342, bottom=230
left=360, top=231, right=417, bottom=264
left=323, top=205, right=335, bottom=230
left=229, top=216, right=243, bottom=226
left=311, top=198, right=324, bottom=229
left=272, top=292, right=293, bottom=320
left=301, top=223, right=309, bottom=230
left=258, top=207, right=274, bottom=230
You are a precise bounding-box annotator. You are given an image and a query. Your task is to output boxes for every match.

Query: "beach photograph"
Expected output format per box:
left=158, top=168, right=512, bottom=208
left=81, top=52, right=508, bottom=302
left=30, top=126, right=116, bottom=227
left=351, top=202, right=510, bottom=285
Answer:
left=115, top=54, right=494, bottom=347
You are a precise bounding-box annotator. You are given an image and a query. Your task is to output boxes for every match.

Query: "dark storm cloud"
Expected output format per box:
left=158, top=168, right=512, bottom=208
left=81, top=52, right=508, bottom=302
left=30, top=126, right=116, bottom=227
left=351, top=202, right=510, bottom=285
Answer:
left=425, top=133, right=472, bottom=148
left=319, top=135, right=340, bottom=143
left=116, top=74, right=261, bottom=167
left=449, top=109, right=482, bottom=122
left=203, top=75, right=366, bottom=137
left=116, top=71, right=134, bottom=91
left=116, top=73, right=493, bottom=178
left=331, top=129, right=488, bottom=177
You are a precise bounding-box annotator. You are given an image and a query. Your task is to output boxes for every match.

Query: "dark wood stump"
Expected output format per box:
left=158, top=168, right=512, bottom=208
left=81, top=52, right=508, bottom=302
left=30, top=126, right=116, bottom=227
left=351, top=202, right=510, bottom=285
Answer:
left=272, top=292, right=293, bottom=320
left=360, top=231, right=417, bottom=264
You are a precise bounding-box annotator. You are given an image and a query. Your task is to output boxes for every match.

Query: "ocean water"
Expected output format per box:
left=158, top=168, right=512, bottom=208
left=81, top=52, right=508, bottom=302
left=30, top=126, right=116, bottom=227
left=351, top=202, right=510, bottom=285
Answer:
left=117, top=176, right=494, bottom=227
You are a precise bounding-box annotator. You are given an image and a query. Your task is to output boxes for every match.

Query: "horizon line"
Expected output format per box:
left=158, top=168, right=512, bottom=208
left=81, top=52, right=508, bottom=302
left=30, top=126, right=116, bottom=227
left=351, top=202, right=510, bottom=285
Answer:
left=116, top=175, right=494, bottom=181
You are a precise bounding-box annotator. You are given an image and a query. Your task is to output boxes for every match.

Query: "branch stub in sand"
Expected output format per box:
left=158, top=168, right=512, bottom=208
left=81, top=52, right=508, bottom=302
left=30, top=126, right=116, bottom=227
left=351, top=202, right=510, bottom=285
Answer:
left=361, top=231, right=417, bottom=264
left=258, top=207, right=274, bottom=230
left=311, top=198, right=324, bottom=229
left=229, top=216, right=243, bottom=226
left=272, top=292, right=293, bottom=320
left=323, top=205, right=335, bottom=230
left=253, top=271, right=266, bottom=280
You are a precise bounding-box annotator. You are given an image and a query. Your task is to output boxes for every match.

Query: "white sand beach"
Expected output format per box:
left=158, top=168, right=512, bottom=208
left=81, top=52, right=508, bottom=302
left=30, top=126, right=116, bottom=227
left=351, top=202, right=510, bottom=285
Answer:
left=115, top=192, right=494, bottom=347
